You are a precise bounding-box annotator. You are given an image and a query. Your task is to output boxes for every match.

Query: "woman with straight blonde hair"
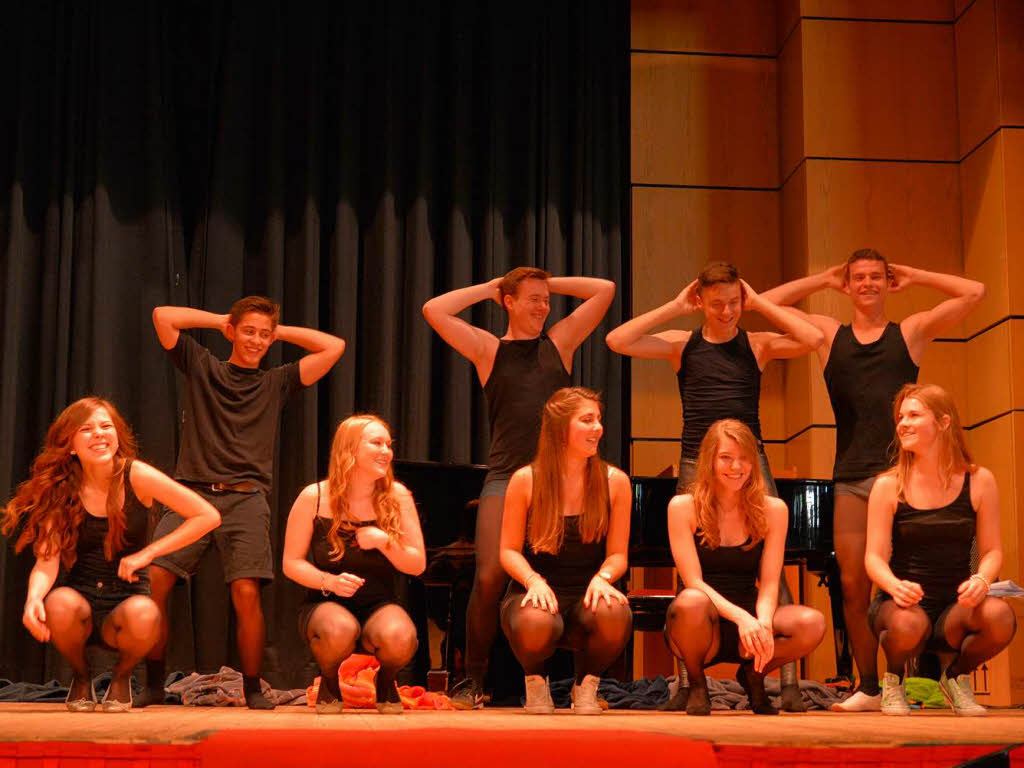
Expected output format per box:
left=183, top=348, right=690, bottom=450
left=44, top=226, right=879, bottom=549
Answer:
left=282, top=415, right=425, bottom=714
left=864, top=384, right=1016, bottom=716
left=664, top=419, right=825, bottom=715
left=498, top=387, right=632, bottom=715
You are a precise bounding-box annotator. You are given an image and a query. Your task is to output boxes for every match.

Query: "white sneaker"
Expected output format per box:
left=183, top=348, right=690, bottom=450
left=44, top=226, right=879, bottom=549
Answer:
left=829, top=689, right=881, bottom=712
left=938, top=671, right=987, bottom=717
left=524, top=675, right=554, bottom=714
left=881, top=673, right=911, bottom=716
left=571, top=674, right=602, bottom=715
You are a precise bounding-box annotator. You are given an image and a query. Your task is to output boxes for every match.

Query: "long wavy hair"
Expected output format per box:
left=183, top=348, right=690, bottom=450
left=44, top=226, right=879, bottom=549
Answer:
left=689, top=419, right=768, bottom=549
left=887, top=383, right=975, bottom=497
left=324, top=415, right=404, bottom=560
left=527, top=387, right=610, bottom=554
left=1, top=397, right=138, bottom=568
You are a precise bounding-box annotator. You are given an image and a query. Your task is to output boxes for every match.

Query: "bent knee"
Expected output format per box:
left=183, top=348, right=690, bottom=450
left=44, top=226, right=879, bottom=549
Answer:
left=666, top=589, right=710, bottom=624
left=43, top=588, right=91, bottom=627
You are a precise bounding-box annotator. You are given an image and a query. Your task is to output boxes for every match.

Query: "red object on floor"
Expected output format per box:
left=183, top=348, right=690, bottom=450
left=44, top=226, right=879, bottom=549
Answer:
left=0, top=740, right=200, bottom=767
left=714, top=744, right=1006, bottom=768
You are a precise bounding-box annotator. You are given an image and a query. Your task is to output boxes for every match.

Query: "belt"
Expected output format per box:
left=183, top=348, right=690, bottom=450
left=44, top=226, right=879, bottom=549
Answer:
left=204, top=481, right=259, bottom=493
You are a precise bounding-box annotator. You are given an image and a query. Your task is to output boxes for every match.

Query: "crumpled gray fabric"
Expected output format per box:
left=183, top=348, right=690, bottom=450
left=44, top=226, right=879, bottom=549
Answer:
left=165, top=666, right=306, bottom=706
left=662, top=675, right=847, bottom=711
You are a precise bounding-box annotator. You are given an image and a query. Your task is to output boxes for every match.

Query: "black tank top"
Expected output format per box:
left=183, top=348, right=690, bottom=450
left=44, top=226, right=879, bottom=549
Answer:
left=483, top=334, right=571, bottom=482
left=305, top=486, right=400, bottom=608
left=888, top=473, right=975, bottom=612
left=67, top=460, right=151, bottom=590
left=824, top=322, right=919, bottom=481
left=694, top=529, right=763, bottom=613
left=678, top=327, right=762, bottom=460
left=524, top=515, right=606, bottom=589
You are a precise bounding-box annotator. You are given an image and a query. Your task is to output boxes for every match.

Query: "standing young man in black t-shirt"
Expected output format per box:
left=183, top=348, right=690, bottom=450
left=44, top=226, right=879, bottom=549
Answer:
left=423, top=268, right=615, bottom=708
left=761, top=251, right=985, bottom=711
left=606, top=262, right=824, bottom=710
left=138, top=296, right=345, bottom=709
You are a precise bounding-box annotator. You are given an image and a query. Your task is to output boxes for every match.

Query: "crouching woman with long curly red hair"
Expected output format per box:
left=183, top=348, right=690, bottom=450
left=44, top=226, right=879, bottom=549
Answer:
left=2, top=397, right=220, bottom=711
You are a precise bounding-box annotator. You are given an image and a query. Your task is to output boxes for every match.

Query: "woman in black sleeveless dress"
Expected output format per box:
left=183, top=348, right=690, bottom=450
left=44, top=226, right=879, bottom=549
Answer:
left=282, top=415, right=425, bottom=714
left=664, top=419, right=825, bottom=715
left=865, top=384, right=1016, bottom=716
left=498, top=387, right=633, bottom=715
left=2, top=397, right=220, bottom=711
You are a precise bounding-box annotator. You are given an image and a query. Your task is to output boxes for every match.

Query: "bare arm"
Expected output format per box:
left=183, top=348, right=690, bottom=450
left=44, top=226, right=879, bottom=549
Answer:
left=743, top=281, right=825, bottom=367
left=273, top=324, right=346, bottom=386
left=583, top=468, right=632, bottom=612
left=958, top=468, right=1002, bottom=607
left=864, top=474, right=924, bottom=607
left=354, top=483, right=426, bottom=576
left=896, top=266, right=986, bottom=359
left=118, top=461, right=221, bottom=582
left=499, top=468, right=559, bottom=613
left=605, top=281, right=697, bottom=365
left=422, top=280, right=501, bottom=380
left=759, top=264, right=846, bottom=307
left=152, top=306, right=229, bottom=350
left=546, top=276, right=616, bottom=364
left=754, top=498, right=788, bottom=626
left=22, top=554, right=60, bottom=642
left=281, top=483, right=365, bottom=597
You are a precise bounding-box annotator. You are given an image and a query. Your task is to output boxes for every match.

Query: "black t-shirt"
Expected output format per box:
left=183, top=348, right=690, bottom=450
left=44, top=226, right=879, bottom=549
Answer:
left=170, top=333, right=304, bottom=494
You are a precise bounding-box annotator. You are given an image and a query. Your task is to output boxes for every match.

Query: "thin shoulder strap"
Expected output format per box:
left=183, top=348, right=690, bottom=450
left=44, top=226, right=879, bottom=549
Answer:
left=316, top=481, right=321, bottom=515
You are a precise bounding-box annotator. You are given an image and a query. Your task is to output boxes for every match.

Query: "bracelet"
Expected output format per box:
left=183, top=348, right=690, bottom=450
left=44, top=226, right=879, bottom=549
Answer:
left=598, top=570, right=613, bottom=582
left=970, top=573, right=991, bottom=588
left=320, top=572, right=331, bottom=597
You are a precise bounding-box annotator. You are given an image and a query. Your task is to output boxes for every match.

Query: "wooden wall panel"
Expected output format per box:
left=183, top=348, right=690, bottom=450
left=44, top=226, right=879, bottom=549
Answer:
left=961, top=133, right=1010, bottom=335
left=998, top=0, right=1024, bottom=125
left=631, top=0, right=777, bottom=56
left=631, top=440, right=680, bottom=478
left=778, top=23, right=805, bottom=182
left=785, top=427, right=835, bottom=480
left=801, top=20, right=957, bottom=161
left=632, top=358, right=681, bottom=441
left=968, top=415, right=1020, bottom=580
left=1005, top=130, right=1024, bottom=313
left=955, top=0, right=1001, bottom=156
left=631, top=53, right=778, bottom=187
left=1012, top=320, right=1024, bottom=411
left=966, top=323, right=1013, bottom=426
left=802, top=160, right=963, bottom=327
left=918, top=341, right=968, bottom=410
left=799, top=0, right=954, bottom=21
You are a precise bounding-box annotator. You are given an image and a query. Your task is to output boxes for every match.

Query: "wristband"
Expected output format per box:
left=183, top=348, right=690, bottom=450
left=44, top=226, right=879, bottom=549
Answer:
left=598, top=571, right=613, bottom=582
left=969, top=573, right=990, bottom=588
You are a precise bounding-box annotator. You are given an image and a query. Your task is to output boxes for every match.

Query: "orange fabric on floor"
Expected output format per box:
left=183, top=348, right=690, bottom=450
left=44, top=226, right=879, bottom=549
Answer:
left=305, top=654, right=454, bottom=710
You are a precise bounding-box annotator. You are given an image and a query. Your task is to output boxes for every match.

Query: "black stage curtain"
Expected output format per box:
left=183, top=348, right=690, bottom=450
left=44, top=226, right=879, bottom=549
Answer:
left=0, top=1, right=628, bottom=686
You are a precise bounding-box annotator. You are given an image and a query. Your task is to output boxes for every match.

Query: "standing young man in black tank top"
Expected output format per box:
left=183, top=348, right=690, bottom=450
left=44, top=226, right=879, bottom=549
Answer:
left=761, top=249, right=985, bottom=711
left=423, top=267, right=615, bottom=708
left=138, top=297, right=346, bottom=709
left=606, top=261, right=824, bottom=710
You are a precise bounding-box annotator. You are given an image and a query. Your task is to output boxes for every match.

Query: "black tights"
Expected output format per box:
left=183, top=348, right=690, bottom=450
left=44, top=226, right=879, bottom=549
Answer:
left=871, top=597, right=1016, bottom=678
left=306, top=603, right=418, bottom=703
left=464, top=493, right=507, bottom=682
left=501, top=596, right=632, bottom=682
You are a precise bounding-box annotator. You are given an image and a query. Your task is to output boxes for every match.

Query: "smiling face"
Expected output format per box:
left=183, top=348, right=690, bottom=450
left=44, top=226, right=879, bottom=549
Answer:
left=845, top=258, right=889, bottom=311
left=503, top=278, right=551, bottom=336
left=896, top=396, right=947, bottom=455
left=71, top=406, right=120, bottom=467
left=712, top=434, right=753, bottom=493
left=696, top=282, right=743, bottom=333
left=226, top=311, right=275, bottom=367
left=565, top=400, right=604, bottom=459
left=354, top=421, right=394, bottom=479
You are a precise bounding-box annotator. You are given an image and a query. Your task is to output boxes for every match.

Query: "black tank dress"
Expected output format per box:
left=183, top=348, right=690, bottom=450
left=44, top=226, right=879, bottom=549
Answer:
left=66, top=460, right=152, bottom=646
left=692, top=530, right=764, bottom=664
left=875, top=473, right=976, bottom=626
left=483, top=334, right=571, bottom=484
left=824, top=323, right=919, bottom=482
left=297, top=486, right=403, bottom=634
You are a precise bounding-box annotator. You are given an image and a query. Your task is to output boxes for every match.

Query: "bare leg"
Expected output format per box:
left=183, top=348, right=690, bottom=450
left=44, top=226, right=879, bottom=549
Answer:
left=230, top=577, right=272, bottom=709
left=305, top=603, right=359, bottom=708
left=43, top=587, right=93, bottom=702
left=664, top=589, right=719, bottom=715
left=940, top=598, right=1017, bottom=677
left=102, top=595, right=161, bottom=705
left=361, top=605, right=419, bottom=707
left=871, top=601, right=930, bottom=677
left=134, top=565, right=177, bottom=707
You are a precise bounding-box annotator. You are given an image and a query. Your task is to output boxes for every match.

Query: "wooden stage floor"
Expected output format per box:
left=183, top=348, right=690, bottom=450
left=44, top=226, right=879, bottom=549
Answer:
left=1, top=703, right=1023, bottom=749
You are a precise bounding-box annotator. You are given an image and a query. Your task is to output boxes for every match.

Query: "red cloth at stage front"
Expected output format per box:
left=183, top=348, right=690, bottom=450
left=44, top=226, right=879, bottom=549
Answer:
left=305, top=654, right=454, bottom=710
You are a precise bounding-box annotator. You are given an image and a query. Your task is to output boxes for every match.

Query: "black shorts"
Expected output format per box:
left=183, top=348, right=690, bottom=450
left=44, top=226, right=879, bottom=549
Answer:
left=151, top=486, right=273, bottom=583
left=868, top=592, right=958, bottom=652
left=67, top=580, right=151, bottom=649
left=297, top=599, right=404, bottom=639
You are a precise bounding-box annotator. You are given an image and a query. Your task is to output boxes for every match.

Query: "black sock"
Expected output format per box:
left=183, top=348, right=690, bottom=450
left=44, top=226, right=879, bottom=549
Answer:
left=244, top=675, right=274, bottom=710
left=131, top=661, right=166, bottom=708
left=858, top=675, right=880, bottom=696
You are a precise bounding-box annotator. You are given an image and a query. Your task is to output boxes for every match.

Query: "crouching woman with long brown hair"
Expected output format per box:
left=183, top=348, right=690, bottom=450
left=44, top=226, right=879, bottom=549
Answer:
left=664, top=419, right=825, bottom=715
left=498, top=387, right=633, bottom=715
left=2, top=397, right=220, bottom=711
left=282, top=415, right=425, bottom=714
left=865, top=383, right=1016, bottom=716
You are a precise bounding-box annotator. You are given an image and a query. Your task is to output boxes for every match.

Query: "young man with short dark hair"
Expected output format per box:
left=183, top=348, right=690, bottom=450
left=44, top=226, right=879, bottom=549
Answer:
left=138, top=297, right=345, bottom=709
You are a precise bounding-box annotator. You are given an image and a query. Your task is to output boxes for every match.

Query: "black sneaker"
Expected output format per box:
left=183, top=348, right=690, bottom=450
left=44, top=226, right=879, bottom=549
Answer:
left=449, top=678, right=484, bottom=710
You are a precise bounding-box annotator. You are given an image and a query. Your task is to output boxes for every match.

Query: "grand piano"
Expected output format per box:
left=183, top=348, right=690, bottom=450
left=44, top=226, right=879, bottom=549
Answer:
left=394, top=461, right=850, bottom=685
